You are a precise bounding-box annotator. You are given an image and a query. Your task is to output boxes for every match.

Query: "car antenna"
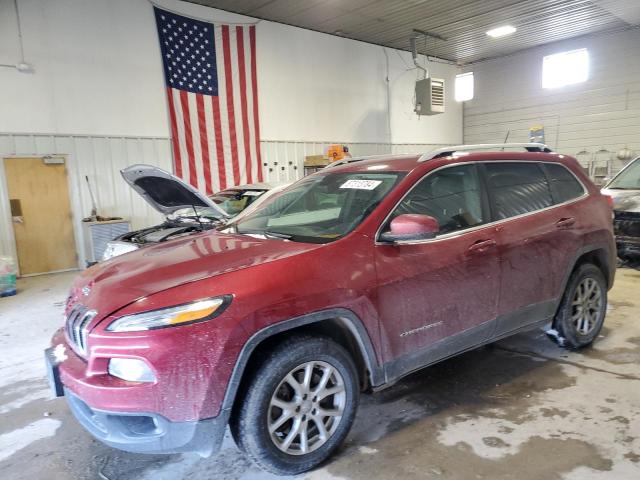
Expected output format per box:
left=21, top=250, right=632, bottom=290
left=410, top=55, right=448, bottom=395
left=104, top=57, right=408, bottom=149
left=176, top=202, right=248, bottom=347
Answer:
left=501, top=130, right=510, bottom=151
left=191, top=204, right=205, bottom=229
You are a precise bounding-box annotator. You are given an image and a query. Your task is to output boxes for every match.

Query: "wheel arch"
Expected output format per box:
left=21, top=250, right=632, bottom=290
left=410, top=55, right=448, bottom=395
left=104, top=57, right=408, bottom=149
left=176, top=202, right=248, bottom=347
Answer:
left=221, top=308, right=384, bottom=415
left=558, top=243, right=614, bottom=306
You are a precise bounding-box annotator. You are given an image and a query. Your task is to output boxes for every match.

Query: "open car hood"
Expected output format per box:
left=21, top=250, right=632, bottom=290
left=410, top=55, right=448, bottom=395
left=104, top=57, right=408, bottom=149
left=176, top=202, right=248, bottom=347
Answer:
left=121, top=164, right=230, bottom=218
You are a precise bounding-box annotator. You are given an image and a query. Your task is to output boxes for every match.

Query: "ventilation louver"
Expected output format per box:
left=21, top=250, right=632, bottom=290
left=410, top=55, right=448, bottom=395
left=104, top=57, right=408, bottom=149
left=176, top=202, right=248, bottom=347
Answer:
left=414, top=78, right=445, bottom=115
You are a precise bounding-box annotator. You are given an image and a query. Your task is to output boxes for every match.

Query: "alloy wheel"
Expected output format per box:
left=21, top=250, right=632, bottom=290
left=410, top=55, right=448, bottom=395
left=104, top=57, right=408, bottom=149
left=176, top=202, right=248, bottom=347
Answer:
left=268, top=361, right=346, bottom=455
left=571, top=277, right=604, bottom=335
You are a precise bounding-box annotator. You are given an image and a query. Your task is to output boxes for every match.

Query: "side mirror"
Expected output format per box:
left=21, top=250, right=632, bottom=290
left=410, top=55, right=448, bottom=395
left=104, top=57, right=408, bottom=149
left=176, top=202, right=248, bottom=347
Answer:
left=379, top=214, right=439, bottom=243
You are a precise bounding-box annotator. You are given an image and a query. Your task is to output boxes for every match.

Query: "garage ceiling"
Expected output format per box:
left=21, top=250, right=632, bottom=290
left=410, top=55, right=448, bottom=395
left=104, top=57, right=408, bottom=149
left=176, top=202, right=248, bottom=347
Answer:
left=186, top=0, right=640, bottom=64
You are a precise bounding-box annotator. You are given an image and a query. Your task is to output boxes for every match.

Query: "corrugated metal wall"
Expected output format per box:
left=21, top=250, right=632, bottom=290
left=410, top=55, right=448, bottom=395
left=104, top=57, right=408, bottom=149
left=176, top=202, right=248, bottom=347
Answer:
left=0, top=133, right=442, bottom=272
left=464, top=29, right=640, bottom=178
left=0, top=134, right=172, bottom=273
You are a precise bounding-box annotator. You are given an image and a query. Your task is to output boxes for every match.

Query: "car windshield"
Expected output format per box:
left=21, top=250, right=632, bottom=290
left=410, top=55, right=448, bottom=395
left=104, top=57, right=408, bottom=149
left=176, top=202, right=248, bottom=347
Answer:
left=232, top=171, right=405, bottom=243
left=210, top=189, right=267, bottom=215
left=608, top=158, right=640, bottom=190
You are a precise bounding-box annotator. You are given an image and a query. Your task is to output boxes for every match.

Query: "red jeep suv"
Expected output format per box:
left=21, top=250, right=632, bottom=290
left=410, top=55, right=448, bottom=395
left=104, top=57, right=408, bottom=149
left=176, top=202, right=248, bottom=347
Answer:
left=46, top=144, right=615, bottom=475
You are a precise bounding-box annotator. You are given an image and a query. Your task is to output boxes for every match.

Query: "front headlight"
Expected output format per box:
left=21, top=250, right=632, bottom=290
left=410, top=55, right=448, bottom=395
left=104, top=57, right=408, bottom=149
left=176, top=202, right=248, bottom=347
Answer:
left=106, top=296, right=232, bottom=332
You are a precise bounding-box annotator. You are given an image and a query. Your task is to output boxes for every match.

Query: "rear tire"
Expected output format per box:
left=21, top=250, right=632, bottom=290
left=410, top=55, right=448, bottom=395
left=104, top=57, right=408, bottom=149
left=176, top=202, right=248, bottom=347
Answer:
left=552, top=263, right=607, bottom=349
left=230, top=335, right=359, bottom=475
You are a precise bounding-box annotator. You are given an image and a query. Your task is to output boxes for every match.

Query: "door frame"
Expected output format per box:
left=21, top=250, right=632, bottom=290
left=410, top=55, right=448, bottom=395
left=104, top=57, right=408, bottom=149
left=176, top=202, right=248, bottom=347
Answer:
left=0, top=155, right=80, bottom=277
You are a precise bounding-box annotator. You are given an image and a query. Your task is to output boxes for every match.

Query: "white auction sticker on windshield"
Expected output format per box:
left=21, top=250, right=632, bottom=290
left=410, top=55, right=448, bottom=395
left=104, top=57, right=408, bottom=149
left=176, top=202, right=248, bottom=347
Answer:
left=340, top=179, right=382, bottom=190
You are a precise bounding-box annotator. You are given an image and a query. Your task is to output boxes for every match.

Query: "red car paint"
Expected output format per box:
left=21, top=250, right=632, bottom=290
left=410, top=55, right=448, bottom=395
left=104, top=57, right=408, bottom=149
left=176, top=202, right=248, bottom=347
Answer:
left=50, top=151, right=615, bottom=454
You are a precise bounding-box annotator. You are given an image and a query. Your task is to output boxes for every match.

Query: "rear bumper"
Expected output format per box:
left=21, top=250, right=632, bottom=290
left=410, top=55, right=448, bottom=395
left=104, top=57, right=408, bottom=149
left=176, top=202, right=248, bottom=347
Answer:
left=65, top=388, right=229, bottom=456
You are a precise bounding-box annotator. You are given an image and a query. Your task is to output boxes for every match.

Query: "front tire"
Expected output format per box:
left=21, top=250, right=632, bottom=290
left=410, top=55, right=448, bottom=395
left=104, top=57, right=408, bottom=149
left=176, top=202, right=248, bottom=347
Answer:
left=230, top=335, right=359, bottom=475
left=552, top=263, right=607, bottom=349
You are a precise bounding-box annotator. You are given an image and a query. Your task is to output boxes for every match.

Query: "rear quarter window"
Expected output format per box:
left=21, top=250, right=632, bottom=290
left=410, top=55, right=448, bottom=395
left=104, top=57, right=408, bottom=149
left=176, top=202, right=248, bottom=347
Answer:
left=485, top=162, right=553, bottom=219
left=543, top=163, right=585, bottom=203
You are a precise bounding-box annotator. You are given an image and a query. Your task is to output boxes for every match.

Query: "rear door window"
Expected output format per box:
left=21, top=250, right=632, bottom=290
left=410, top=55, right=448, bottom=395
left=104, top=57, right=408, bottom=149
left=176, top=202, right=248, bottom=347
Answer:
left=484, top=162, right=553, bottom=220
left=543, top=164, right=585, bottom=204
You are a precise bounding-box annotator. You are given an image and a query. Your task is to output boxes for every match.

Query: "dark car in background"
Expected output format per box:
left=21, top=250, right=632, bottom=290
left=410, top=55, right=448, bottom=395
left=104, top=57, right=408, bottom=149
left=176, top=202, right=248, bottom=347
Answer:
left=102, top=165, right=285, bottom=260
left=602, top=156, right=640, bottom=260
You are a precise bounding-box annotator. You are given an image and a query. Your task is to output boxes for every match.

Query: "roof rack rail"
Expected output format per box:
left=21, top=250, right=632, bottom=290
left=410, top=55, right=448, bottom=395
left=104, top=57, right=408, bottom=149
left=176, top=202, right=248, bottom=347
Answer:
left=418, top=143, right=553, bottom=162
left=324, top=153, right=415, bottom=169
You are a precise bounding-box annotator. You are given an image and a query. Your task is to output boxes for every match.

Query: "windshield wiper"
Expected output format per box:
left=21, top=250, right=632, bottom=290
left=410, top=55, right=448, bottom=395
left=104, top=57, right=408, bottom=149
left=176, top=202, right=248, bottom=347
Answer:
left=264, top=231, right=292, bottom=239
left=235, top=228, right=292, bottom=239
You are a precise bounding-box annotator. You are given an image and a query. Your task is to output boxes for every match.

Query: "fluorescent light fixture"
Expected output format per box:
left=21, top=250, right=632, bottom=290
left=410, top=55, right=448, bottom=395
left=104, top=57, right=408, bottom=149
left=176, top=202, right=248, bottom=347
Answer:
left=542, top=48, right=589, bottom=89
left=455, top=72, right=474, bottom=102
left=486, top=25, right=516, bottom=38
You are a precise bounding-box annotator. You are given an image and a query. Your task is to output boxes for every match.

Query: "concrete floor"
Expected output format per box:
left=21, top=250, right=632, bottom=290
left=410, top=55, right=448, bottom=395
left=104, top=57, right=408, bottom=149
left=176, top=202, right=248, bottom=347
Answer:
left=0, top=268, right=639, bottom=480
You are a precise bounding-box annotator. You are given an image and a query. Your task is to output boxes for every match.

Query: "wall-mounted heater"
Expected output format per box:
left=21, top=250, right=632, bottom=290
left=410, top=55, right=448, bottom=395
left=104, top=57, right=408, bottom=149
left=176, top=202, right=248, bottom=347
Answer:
left=410, top=29, right=446, bottom=116
left=414, top=77, right=445, bottom=115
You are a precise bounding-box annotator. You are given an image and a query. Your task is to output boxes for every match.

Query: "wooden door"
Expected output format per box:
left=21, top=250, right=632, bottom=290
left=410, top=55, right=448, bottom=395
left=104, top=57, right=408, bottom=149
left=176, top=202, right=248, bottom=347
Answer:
left=4, top=157, right=77, bottom=275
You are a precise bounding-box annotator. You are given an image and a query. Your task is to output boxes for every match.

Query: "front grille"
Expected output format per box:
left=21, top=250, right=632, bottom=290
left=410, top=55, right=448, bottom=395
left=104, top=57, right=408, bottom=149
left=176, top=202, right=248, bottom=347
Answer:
left=613, top=210, right=640, bottom=237
left=65, top=304, right=97, bottom=357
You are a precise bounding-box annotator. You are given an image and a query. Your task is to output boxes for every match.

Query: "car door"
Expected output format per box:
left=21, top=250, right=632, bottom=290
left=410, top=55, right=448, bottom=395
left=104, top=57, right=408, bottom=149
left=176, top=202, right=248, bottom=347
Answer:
left=374, top=164, right=501, bottom=380
left=483, top=161, right=561, bottom=336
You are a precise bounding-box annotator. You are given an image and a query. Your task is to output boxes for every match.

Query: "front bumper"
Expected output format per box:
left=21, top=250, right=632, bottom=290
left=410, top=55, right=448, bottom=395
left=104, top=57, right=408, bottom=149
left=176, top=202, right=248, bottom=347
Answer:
left=65, top=388, right=228, bottom=456
left=616, top=236, right=640, bottom=259
left=45, top=332, right=231, bottom=457
left=614, top=210, right=640, bottom=258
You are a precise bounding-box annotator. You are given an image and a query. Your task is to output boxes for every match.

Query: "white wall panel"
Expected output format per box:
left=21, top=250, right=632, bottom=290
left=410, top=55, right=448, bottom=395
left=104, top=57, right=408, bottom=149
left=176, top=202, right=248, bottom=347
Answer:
left=464, top=29, right=640, bottom=177
left=259, top=140, right=445, bottom=183
left=0, top=0, right=461, bottom=145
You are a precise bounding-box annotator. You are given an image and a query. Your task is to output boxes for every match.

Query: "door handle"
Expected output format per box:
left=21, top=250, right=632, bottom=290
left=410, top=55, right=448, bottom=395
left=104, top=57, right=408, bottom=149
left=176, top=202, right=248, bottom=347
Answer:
left=556, top=217, right=575, bottom=228
left=467, top=239, right=497, bottom=254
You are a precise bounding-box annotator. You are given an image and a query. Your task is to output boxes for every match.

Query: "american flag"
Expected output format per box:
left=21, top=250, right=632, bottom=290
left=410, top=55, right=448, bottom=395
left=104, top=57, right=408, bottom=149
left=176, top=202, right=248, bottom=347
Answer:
left=154, top=7, right=263, bottom=194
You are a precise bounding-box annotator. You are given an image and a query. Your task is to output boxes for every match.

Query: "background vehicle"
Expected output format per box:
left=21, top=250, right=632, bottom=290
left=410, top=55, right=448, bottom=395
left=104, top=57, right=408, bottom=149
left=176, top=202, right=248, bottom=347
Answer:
left=47, top=144, right=615, bottom=475
left=601, top=156, right=640, bottom=260
left=101, top=165, right=285, bottom=260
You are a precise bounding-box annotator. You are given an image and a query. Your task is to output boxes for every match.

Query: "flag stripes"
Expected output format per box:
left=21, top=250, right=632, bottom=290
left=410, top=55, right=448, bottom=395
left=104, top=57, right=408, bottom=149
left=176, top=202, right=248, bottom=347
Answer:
left=155, top=7, right=262, bottom=194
